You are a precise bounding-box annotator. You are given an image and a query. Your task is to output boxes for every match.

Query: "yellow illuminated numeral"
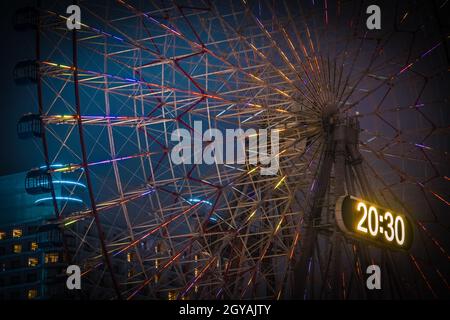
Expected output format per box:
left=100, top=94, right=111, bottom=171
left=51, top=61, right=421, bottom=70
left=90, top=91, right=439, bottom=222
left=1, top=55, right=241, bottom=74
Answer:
left=368, top=206, right=379, bottom=237
left=354, top=199, right=409, bottom=247
left=395, top=215, right=406, bottom=246
left=356, top=202, right=368, bottom=233
left=384, top=212, right=395, bottom=242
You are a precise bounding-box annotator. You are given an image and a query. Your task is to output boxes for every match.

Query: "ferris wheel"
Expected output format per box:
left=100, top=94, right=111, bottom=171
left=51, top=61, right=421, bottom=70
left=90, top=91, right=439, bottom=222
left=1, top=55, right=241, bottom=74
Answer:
left=13, top=0, right=449, bottom=299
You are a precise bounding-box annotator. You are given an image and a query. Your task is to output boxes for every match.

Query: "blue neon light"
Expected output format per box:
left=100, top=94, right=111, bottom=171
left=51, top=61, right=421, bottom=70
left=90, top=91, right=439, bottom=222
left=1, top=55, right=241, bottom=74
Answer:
left=185, top=198, right=221, bottom=223
left=188, top=198, right=213, bottom=206
left=34, top=197, right=83, bottom=205
left=37, top=180, right=86, bottom=188
left=52, top=180, right=86, bottom=188
left=39, top=163, right=65, bottom=170
left=38, top=164, right=84, bottom=172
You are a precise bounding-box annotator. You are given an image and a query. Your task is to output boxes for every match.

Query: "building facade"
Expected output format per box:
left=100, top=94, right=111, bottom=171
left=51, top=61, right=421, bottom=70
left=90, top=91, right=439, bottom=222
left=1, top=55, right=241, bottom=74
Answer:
left=0, top=171, right=78, bottom=299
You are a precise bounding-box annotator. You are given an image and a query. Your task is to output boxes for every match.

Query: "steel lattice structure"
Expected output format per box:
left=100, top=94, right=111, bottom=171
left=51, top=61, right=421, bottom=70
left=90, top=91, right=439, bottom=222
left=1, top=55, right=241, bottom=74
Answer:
left=14, top=0, right=450, bottom=299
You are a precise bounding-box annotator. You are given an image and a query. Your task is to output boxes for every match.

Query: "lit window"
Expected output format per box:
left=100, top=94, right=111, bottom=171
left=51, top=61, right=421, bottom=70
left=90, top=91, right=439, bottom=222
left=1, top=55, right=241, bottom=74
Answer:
left=45, top=253, right=59, bottom=264
left=0, top=231, right=6, bottom=240
left=28, top=257, right=39, bottom=267
left=27, top=289, right=38, bottom=299
left=168, top=291, right=176, bottom=300
left=30, top=242, right=38, bottom=251
left=12, top=229, right=22, bottom=238
left=13, top=244, right=22, bottom=253
left=127, top=252, right=132, bottom=263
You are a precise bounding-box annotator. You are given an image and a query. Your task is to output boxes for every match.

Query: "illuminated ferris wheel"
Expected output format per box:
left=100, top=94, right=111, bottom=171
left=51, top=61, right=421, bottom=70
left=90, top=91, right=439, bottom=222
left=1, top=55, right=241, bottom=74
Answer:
left=13, top=0, right=449, bottom=299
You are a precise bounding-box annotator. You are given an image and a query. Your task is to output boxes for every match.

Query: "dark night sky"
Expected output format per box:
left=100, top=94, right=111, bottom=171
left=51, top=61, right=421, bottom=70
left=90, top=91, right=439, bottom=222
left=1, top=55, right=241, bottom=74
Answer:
left=0, top=0, right=39, bottom=176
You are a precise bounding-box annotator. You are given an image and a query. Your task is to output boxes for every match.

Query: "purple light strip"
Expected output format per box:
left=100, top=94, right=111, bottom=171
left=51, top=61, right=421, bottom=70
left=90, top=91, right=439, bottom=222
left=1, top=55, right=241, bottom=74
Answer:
left=421, top=42, right=442, bottom=58
left=415, top=143, right=432, bottom=150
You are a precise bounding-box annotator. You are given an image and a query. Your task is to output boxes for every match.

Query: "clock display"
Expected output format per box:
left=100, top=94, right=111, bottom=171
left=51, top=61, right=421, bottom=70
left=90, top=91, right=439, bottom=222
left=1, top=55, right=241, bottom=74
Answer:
left=335, top=195, right=413, bottom=250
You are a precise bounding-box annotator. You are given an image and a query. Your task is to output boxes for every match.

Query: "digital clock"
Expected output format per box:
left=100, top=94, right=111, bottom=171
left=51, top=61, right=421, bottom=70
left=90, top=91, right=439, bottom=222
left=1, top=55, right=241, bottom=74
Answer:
left=335, top=195, right=413, bottom=250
